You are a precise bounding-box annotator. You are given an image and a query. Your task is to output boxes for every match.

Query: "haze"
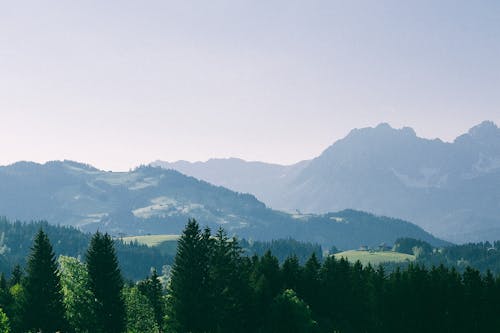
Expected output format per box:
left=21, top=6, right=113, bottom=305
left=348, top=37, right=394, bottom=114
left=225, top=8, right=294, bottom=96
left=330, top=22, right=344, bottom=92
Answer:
left=1, top=0, right=499, bottom=171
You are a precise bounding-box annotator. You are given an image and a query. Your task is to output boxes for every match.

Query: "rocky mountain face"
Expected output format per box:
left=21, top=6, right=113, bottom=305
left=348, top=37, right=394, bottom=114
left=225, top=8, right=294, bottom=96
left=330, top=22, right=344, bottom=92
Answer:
left=0, top=161, right=445, bottom=249
left=154, top=121, right=500, bottom=243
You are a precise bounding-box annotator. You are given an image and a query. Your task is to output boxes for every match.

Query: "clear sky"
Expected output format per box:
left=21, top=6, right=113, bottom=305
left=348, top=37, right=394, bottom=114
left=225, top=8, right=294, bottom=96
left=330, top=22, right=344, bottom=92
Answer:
left=1, top=0, right=499, bottom=170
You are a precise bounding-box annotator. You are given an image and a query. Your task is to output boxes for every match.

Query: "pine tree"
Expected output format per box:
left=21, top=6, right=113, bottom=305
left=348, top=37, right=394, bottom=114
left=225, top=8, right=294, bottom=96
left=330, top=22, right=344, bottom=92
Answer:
left=8, top=266, right=22, bottom=288
left=0, top=275, right=11, bottom=319
left=86, top=232, right=126, bottom=333
left=137, top=269, right=165, bottom=330
left=23, top=229, right=67, bottom=332
left=209, top=228, right=251, bottom=333
left=282, top=255, right=301, bottom=291
left=300, top=252, right=321, bottom=311
left=166, top=219, right=212, bottom=333
left=251, top=250, right=281, bottom=330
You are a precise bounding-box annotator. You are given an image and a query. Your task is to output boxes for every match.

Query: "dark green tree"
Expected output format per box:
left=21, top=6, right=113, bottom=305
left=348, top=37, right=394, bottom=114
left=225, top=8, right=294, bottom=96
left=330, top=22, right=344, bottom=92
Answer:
left=137, top=269, right=165, bottom=330
left=0, top=275, right=12, bottom=321
left=86, top=232, right=126, bottom=333
left=282, top=255, right=301, bottom=291
left=209, top=228, right=252, bottom=333
left=300, top=252, right=321, bottom=312
left=166, top=219, right=212, bottom=333
left=8, top=266, right=22, bottom=288
left=267, top=289, right=317, bottom=333
left=23, top=229, right=67, bottom=333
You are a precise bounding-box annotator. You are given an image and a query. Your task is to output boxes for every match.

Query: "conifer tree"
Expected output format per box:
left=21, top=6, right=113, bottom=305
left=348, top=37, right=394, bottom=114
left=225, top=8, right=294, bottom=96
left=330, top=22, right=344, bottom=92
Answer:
left=137, top=269, right=165, bottom=330
left=86, top=232, right=126, bottom=333
left=300, top=252, right=321, bottom=311
left=23, top=229, right=67, bottom=333
left=167, top=219, right=212, bottom=333
left=0, top=275, right=11, bottom=320
left=282, top=255, right=301, bottom=291
left=209, top=228, right=251, bottom=333
left=8, top=266, right=22, bottom=288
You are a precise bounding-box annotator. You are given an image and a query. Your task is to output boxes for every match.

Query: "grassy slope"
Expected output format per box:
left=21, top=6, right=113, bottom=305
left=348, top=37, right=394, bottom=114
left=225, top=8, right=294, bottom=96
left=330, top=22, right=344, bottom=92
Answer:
left=122, top=234, right=180, bottom=246
left=334, top=250, right=415, bottom=266
left=122, top=234, right=180, bottom=257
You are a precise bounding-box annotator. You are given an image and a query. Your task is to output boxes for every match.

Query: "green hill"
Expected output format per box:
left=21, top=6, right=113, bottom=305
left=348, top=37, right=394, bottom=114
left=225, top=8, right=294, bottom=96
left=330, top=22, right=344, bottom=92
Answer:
left=334, top=250, right=415, bottom=266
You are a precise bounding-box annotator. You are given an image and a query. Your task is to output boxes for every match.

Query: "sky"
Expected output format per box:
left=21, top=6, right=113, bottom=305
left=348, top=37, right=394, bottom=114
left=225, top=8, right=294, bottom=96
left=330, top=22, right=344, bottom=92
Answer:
left=1, top=0, right=499, bottom=171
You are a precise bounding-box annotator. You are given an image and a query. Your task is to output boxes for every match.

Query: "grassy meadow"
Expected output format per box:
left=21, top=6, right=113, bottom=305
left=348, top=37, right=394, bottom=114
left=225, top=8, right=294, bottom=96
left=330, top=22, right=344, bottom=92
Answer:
left=334, top=250, right=415, bottom=266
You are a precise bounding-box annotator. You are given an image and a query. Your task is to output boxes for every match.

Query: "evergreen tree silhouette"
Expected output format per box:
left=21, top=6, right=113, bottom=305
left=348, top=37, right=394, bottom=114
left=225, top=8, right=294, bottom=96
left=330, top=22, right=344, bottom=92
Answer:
left=23, top=229, right=67, bottom=332
left=86, top=232, right=126, bottom=333
left=167, top=219, right=212, bottom=333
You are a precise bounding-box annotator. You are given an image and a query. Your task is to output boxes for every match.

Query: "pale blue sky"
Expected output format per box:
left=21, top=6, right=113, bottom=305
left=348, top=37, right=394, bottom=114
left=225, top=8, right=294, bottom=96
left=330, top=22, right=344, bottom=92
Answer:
left=1, top=0, right=499, bottom=170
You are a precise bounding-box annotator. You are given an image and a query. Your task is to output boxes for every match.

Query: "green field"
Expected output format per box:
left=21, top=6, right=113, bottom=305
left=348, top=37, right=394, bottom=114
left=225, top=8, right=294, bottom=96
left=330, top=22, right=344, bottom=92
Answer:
left=333, top=250, right=415, bottom=266
left=122, top=234, right=180, bottom=247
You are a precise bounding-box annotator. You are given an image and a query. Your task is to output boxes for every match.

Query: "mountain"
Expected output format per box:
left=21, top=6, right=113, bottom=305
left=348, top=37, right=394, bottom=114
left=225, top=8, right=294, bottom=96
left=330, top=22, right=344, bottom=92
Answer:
left=151, top=158, right=310, bottom=205
left=153, top=121, right=500, bottom=243
left=0, top=161, right=445, bottom=249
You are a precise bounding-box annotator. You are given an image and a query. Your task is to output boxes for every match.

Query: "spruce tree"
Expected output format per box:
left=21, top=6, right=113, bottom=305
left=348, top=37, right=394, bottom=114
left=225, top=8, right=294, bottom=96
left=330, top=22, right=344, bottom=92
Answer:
left=137, top=269, right=165, bottom=330
left=23, top=229, right=67, bottom=332
left=86, top=232, right=126, bottom=333
left=167, top=219, right=212, bottom=333
left=8, top=266, right=22, bottom=288
left=209, top=228, right=250, bottom=333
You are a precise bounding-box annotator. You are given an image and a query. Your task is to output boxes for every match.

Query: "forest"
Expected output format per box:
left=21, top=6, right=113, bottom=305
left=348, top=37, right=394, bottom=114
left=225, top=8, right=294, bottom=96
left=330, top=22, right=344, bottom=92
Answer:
left=0, top=219, right=500, bottom=332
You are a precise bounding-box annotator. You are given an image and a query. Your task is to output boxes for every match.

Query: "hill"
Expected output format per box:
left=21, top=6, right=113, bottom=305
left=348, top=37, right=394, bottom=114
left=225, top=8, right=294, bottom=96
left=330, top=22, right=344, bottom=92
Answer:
left=334, top=250, right=415, bottom=266
left=153, top=121, right=500, bottom=243
left=0, top=161, right=445, bottom=249
left=0, top=217, right=172, bottom=280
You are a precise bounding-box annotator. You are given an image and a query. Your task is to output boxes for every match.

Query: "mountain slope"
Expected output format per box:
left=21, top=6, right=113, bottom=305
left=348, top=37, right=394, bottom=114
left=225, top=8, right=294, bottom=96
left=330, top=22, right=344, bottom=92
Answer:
left=151, top=158, right=309, bottom=205
left=154, top=121, right=500, bottom=243
left=0, top=161, right=445, bottom=249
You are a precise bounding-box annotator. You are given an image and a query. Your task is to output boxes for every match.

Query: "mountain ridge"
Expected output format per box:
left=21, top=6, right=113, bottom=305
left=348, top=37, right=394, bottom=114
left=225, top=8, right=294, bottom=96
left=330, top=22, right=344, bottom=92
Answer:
left=153, top=121, right=500, bottom=243
left=0, top=160, right=446, bottom=249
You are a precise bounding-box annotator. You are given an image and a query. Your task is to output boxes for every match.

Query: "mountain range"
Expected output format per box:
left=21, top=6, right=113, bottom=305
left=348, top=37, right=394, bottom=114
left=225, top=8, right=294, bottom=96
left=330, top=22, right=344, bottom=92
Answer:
left=153, top=121, right=500, bottom=243
left=0, top=161, right=445, bottom=249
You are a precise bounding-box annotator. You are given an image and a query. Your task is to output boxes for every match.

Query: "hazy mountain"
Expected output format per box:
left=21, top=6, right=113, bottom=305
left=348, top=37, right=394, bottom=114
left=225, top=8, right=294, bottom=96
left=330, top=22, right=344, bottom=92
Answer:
left=151, top=158, right=309, bottom=205
left=0, top=161, right=445, bottom=249
left=153, top=121, right=500, bottom=243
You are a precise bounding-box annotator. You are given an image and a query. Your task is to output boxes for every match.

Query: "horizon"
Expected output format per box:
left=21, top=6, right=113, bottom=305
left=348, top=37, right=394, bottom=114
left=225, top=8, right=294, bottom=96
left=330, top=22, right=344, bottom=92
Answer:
left=2, top=1, right=499, bottom=171
left=1, top=119, right=497, bottom=171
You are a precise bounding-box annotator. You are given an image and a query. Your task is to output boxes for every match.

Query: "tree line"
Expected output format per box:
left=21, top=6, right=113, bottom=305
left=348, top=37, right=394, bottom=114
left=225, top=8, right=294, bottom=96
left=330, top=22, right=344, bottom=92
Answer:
left=0, top=217, right=173, bottom=281
left=1, top=219, right=500, bottom=332
left=166, top=220, right=500, bottom=333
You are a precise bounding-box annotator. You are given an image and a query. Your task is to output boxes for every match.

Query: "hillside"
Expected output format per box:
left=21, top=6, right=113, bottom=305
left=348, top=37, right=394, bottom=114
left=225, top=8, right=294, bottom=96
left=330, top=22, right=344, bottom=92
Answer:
left=0, top=217, right=172, bottom=280
left=334, top=250, right=415, bottom=266
left=0, top=161, right=445, bottom=249
left=154, top=121, right=500, bottom=243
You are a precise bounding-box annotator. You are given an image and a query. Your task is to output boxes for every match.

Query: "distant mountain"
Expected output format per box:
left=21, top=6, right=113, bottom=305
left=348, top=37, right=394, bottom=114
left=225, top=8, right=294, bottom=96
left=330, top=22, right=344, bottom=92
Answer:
left=151, top=158, right=309, bottom=204
left=153, top=121, right=500, bottom=243
left=0, top=161, right=445, bottom=249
